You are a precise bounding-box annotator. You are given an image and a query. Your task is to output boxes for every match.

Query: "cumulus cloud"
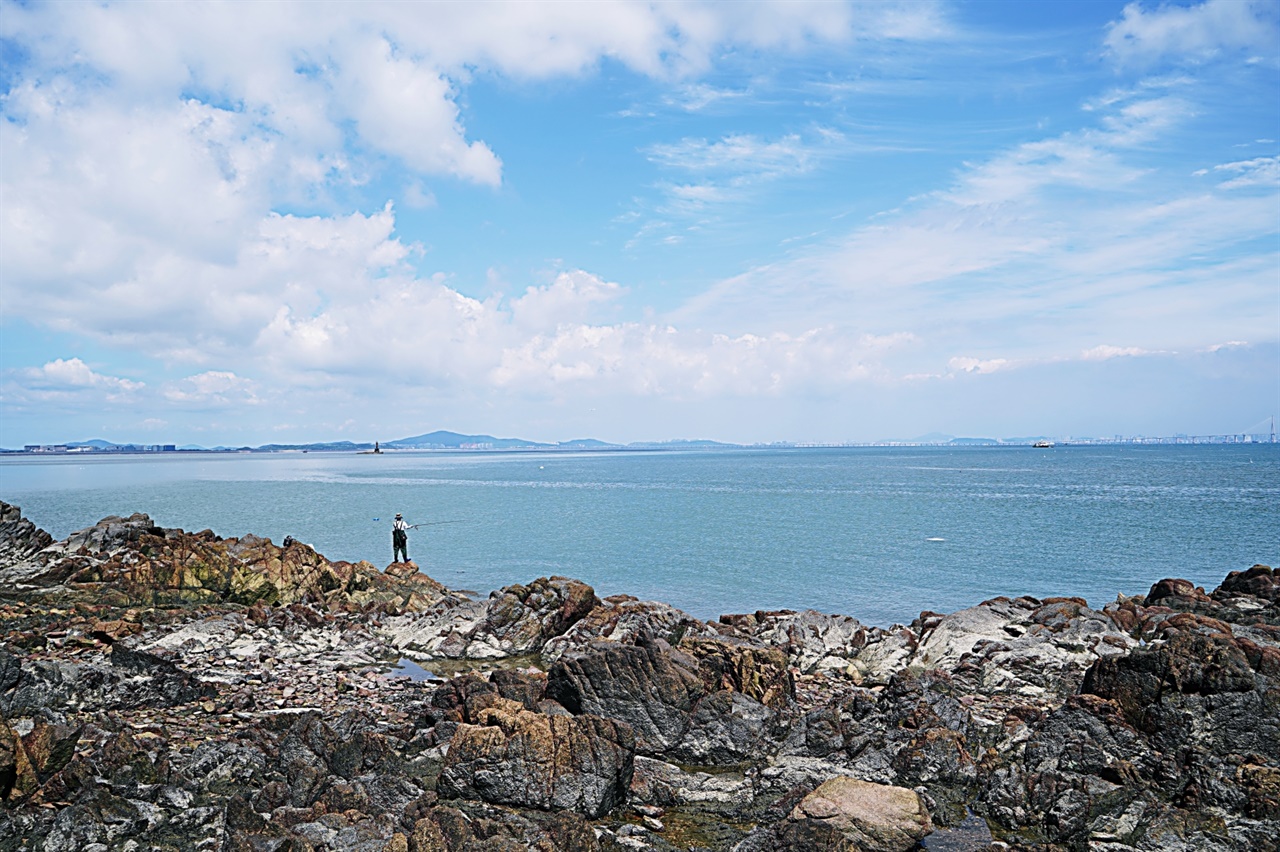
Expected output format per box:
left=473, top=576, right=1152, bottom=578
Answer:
left=16, top=359, right=144, bottom=393
left=2, top=359, right=144, bottom=410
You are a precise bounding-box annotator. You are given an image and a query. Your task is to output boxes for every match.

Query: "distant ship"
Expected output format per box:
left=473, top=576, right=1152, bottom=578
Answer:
left=1033, top=440, right=1055, bottom=448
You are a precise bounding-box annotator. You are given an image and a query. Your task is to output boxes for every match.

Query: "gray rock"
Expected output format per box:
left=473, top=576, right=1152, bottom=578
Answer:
left=437, top=700, right=634, bottom=817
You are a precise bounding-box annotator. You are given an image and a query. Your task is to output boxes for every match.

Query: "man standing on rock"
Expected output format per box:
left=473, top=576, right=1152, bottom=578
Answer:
left=392, top=513, right=410, bottom=563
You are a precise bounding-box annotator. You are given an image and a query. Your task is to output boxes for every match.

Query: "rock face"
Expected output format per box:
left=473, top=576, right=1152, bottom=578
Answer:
left=438, top=699, right=635, bottom=817
left=1, top=503, right=1278, bottom=851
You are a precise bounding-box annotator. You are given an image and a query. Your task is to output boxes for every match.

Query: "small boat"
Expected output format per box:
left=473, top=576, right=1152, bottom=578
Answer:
left=1033, top=440, right=1055, bottom=448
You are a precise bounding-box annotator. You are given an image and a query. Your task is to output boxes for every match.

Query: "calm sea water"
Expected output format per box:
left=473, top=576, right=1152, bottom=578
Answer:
left=2, top=446, right=1276, bottom=626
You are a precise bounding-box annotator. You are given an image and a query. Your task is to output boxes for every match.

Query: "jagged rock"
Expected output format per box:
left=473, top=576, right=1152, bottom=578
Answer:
left=0, top=502, right=54, bottom=580
left=720, top=609, right=868, bottom=671
left=383, top=576, right=596, bottom=660
left=910, top=595, right=1136, bottom=700
left=476, top=576, right=598, bottom=654
left=1082, top=631, right=1259, bottom=728
left=546, top=635, right=706, bottom=755
left=542, top=594, right=719, bottom=661
left=682, top=635, right=794, bottom=710
left=0, top=506, right=447, bottom=613
left=437, top=700, right=634, bottom=817
left=1, top=646, right=214, bottom=719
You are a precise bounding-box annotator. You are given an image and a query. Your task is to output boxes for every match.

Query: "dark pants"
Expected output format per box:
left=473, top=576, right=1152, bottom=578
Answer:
left=393, top=530, right=408, bottom=562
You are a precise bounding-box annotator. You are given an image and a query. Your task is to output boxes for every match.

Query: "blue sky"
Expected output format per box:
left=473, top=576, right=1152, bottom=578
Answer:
left=1, top=0, right=1277, bottom=446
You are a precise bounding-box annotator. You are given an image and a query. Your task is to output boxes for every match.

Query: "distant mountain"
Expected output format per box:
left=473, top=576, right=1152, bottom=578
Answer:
left=556, top=438, right=621, bottom=449
left=68, top=439, right=124, bottom=449
left=385, top=430, right=553, bottom=449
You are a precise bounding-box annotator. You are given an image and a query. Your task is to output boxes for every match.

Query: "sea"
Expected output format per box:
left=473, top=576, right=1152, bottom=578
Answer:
left=2, top=445, right=1276, bottom=627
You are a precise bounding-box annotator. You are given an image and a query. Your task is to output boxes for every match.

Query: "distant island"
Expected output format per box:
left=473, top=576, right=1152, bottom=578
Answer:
left=6, top=427, right=1275, bottom=455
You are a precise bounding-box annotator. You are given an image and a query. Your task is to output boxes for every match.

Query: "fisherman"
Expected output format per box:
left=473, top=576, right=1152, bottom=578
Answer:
left=392, top=513, right=410, bottom=563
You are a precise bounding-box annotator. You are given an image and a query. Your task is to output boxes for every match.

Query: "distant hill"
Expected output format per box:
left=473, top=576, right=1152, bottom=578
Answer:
left=385, top=430, right=553, bottom=449
left=68, top=438, right=122, bottom=449
left=556, top=438, right=621, bottom=449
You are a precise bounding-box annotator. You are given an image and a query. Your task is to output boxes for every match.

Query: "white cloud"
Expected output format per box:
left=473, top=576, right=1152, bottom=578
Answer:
left=2, top=359, right=144, bottom=410
left=1081, top=344, right=1152, bottom=361
left=671, top=74, right=1278, bottom=381
left=1105, top=0, right=1280, bottom=66
left=1211, top=156, right=1280, bottom=189
left=492, top=324, right=888, bottom=396
left=17, top=359, right=144, bottom=393
left=648, top=132, right=820, bottom=176
left=163, top=372, right=261, bottom=407
left=948, top=356, right=1012, bottom=375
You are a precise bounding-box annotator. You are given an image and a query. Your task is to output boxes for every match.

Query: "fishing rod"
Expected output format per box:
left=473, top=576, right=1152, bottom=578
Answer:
left=372, top=518, right=463, bottom=528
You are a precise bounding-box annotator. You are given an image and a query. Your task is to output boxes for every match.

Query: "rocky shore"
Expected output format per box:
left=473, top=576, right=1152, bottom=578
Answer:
left=1, top=500, right=1276, bottom=851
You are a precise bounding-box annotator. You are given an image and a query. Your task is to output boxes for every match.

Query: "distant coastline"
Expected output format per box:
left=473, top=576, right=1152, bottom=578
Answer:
left=5, top=426, right=1277, bottom=455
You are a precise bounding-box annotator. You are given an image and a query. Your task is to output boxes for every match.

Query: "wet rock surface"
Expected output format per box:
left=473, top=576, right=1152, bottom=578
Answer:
left=1, top=500, right=1277, bottom=851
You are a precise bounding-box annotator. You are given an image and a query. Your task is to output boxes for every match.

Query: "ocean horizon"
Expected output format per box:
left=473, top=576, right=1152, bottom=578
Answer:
left=3, top=444, right=1276, bottom=627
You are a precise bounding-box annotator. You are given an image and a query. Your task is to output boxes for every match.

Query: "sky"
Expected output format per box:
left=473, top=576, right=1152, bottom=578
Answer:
left=1, top=0, right=1277, bottom=447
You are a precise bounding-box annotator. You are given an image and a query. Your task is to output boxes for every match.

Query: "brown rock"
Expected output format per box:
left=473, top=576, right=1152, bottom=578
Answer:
left=385, top=561, right=419, bottom=579
left=781, top=776, right=932, bottom=852
left=1213, top=564, right=1278, bottom=602
left=1146, top=578, right=1215, bottom=607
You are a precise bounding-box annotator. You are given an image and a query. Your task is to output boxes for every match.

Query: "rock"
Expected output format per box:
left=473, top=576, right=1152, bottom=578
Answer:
left=910, top=595, right=1136, bottom=700
left=773, top=776, right=932, bottom=852
left=385, top=560, right=419, bottom=578
left=546, top=636, right=706, bottom=755
left=672, top=689, right=780, bottom=765
left=1082, top=631, right=1258, bottom=728
left=477, top=576, right=598, bottom=655
left=0, top=502, right=54, bottom=579
left=1147, top=577, right=1216, bottom=607
left=382, top=576, right=596, bottom=660
left=1214, top=564, right=1279, bottom=603
left=437, top=701, right=634, bottom=817
left=542, top=595, right=717, bottom=662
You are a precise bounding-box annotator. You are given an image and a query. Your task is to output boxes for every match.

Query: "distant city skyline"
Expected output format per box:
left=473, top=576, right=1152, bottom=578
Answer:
left=1, top=1, right=1277, bottom=448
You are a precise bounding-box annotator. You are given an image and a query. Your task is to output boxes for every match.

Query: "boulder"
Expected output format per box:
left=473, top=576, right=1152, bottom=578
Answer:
left=775, top=776, right=932, bottom=852
left=437, top=700, right=634, bottom=817
left=473, top=576, right=598, bottom=656
left=1146, top=577, right=1216, bottom=608
left=1213, top=564, right=1278, bottom=603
